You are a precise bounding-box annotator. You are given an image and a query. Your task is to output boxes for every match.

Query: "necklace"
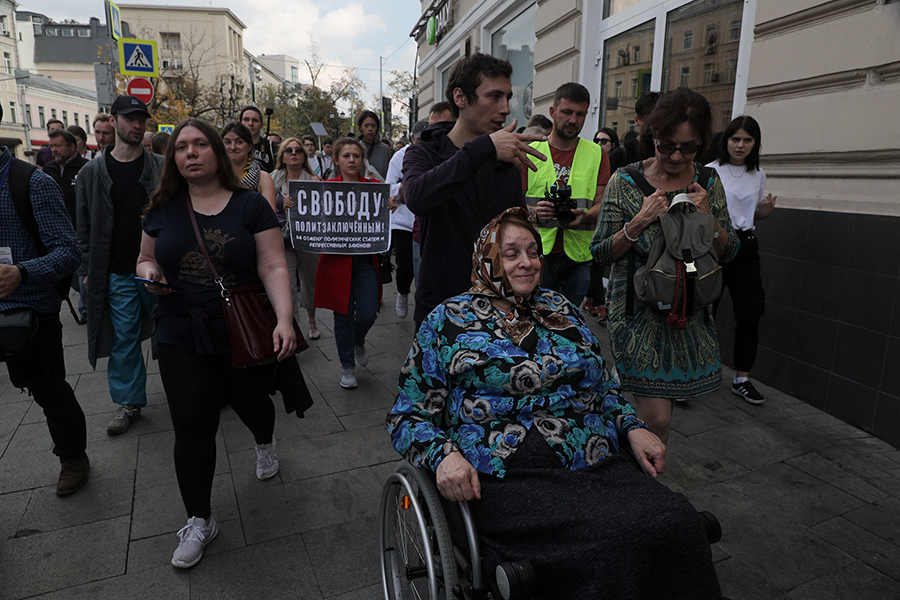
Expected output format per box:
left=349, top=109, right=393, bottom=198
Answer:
left=725, top=163, right=745, bottom=179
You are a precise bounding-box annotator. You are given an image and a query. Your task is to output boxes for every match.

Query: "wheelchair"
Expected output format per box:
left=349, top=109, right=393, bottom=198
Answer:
left=379, top=458, right=722, bottom=600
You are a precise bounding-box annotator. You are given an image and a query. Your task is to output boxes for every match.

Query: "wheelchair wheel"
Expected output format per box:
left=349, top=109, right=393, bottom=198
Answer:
left=380, top=461, right=459, bottom=599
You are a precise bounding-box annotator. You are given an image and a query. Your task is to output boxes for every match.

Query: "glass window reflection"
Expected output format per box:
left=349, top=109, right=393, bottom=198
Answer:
left=663, top=0, right=744, bottom=135
left=491, top=4, right=537, bottom=129
left=601, top=19, right=655, bottom=140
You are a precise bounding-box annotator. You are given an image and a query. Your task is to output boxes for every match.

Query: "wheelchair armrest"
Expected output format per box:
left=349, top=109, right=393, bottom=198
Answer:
left=619, top=435, right=652, bottom=477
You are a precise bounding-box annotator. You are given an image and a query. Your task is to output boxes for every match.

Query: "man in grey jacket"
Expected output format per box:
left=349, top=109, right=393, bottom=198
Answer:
left=75, top=96, right=164, bottom=435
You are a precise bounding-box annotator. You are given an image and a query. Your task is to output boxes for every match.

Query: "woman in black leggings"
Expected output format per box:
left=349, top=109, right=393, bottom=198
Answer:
left=136, top=118, right=296, bottom=568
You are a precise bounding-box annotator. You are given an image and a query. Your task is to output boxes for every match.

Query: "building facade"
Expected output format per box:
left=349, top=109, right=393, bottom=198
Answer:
left=412, top=0, right=900, bottom=446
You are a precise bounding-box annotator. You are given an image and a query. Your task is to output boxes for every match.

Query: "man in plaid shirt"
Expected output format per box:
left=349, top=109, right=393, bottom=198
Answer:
left=0, top=114, right=88, bottom=496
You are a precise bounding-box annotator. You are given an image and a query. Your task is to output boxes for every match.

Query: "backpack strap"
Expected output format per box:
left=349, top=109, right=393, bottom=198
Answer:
left=8, top=159, right=71, bottom=301
left=623, top=166, right=653, bottom=319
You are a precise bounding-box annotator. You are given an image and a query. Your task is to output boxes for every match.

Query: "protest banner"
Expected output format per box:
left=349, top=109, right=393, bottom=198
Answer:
left=287, top=181, right=391, bottom=254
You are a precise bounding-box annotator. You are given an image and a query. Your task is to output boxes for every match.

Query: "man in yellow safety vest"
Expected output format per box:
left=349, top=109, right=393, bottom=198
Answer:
left=526, top=82, right=611, bottom=306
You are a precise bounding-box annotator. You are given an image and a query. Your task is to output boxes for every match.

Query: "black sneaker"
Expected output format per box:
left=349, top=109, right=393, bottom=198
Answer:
left=732, top=380, right=765, bottom=404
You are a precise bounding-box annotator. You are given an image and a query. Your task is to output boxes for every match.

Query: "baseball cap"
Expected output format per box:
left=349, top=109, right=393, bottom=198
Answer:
left=411, top=119, right=429, bottom=139
left=110, top=95, right=151, bottom=119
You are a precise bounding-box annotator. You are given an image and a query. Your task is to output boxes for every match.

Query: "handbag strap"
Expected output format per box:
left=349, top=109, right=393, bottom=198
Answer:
left=185, top=192, right=229, bottom=297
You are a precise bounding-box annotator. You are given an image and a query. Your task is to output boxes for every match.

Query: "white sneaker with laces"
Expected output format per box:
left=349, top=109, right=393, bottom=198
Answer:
left=171, top=516, right=219, bottom=568
left=255, top=441, right=279, bottom=480
left=355, top=344, right=369, bottom=366
left=396, top=294, right=409, bottom=318
left=340, top=367, right=358, bottom=389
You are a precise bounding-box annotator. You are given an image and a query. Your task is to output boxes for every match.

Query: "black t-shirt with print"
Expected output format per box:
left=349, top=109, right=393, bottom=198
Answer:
left=253, top=138, right=275, bottom=173
left=142, top=189, right=279, bottom=352
left=106, top=151, right=148, bottom=273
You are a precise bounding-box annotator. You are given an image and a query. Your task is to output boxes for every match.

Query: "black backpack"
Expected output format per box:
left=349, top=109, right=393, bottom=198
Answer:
left=9, top=158, right=74, bottom=302
left=624, top=166, right=722, bottom=327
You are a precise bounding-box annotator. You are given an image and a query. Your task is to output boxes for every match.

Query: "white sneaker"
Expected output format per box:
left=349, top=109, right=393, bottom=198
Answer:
left=355, top=344, right=369, bottom=366
left=171, top=516, right=219, bottom=568
left=255, top=441, right=279, bottom=480
left=396, top=294, right=409, bottom=318
left=340, top=367, right=358, bottom=389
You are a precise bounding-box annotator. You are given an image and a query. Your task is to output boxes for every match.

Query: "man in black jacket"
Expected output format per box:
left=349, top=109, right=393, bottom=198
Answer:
left=402, top=53, right=547, bottom=326
left=43, top=129, right=88, bottom=222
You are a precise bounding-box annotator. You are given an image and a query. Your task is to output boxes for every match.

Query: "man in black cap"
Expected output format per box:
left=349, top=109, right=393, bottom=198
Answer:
left=75, top=96, right=164, bottom=435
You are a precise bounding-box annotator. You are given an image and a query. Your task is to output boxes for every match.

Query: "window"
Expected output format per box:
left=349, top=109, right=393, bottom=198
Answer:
left=78, top=29, right=91, bottom=38
left=703, top=63, right=715, bottom=85
left=8, top=102, right=16, bottom=124
left=724, top=58, right=737, bottom=83
left=38, top=106, right=45, bottom=127
left=291, top=65, right=298, bottom=83
left=161, top=32, right=181, bottom=52
left=74, top=112, right=79, bottom=127
left=0, top=16, right=8, bottom=36
left=721, top=110, right=731, bottom=131
left=683, top=30, right=693, bottom=50
left=62, top=110, right=68, bottom=126
left=633, top=45, right=641, bottom=63
left=729, top=20, right=741, bottom=42
left=62, top=29, right=74, bottom=37
left=25, top=104, right=31, bottom=127
left=629, top=120, right=636, bottom=132
left=603, top=0, right=642, bottom=19
left=680, top=65, right=691, bottom=87
left=33, top=24, right=42, bottom=35
left=706, top=25, right=717, bottom=43
left=45, top=28, right=56, bottom=36
left=491, top=4, right=537, bottom=131
left=601, top=19, right=654, bottom=129
left=51, top=108, right=57, bottom=119
left=84, top=115, right=91, bottom=133
left=162, top=59, right=182, bottom=69
left=3, top=53, right=10, bottom=74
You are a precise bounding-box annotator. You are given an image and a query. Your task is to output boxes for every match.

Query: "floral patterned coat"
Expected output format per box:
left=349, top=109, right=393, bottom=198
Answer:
left=385, top=290, right=647, bottom=479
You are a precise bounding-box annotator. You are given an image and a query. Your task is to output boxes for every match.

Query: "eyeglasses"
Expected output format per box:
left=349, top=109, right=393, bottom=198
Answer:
left=282, top=147, right=303, bottom=155
left=654, top=139, right=701, bottom=156
left=596, top=138, right=612, bottom=145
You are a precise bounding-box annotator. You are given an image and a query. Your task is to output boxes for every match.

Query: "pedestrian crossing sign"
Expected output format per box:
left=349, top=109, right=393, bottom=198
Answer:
left=118, top=38, right=159, bottom=77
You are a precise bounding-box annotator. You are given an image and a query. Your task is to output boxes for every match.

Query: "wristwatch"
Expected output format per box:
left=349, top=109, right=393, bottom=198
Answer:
left=13, top=263, right=28, bottom=285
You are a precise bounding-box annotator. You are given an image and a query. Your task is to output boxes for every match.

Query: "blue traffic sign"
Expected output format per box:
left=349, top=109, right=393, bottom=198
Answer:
left=118, top=38, right=159, bottom=77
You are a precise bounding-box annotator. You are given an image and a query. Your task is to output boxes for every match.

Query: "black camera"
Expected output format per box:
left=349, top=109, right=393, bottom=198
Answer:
left=545, top=181, right=576, bottom=225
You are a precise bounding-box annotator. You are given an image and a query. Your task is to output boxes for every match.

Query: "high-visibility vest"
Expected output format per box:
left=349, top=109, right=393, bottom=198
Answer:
left=525, top=138, right=602, bottom=263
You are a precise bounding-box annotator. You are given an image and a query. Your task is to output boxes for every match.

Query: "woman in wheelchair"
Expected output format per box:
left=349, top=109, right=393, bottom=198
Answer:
left=386, top=207, right=721, bottom=599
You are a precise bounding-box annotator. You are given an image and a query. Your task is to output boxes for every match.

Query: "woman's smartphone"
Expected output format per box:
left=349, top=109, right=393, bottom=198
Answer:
left=134, top=276, right=176, bottom=290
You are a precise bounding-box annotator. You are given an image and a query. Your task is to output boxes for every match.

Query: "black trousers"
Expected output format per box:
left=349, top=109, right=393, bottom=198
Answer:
left=585, top=260, right=610, bottom=305
left=158, top=344, right=276, bottom=519
left=716, top=230, right=765, bottom=373
left=392, top=230, right=415, bottom=295
left=6, top=310, right=86, bottom=461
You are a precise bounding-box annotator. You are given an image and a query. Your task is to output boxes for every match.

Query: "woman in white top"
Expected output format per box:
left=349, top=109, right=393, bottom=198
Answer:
left=707, top=115, right=776, bottom=404
left=271, top=137, right=323, bottom=340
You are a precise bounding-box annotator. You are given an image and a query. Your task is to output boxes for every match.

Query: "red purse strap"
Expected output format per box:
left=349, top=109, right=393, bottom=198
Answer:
left=185, top=192, right=229, bottom=297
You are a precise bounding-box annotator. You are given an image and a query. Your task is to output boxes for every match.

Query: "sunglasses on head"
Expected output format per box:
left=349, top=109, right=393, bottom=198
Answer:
left=654, top=139, right=701, bottom=156
left=282, top=147, right=304, bottom=155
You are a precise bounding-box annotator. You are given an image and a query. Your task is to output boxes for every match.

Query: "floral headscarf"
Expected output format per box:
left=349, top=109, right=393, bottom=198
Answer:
left=468, top=207, right=581, bottom=351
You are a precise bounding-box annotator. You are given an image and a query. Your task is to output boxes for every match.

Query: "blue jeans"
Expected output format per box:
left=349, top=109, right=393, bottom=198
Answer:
left=106, top=273, right=156, bottom=407
left=334, top=256, right=379, bottom=369
left=541, top=254, right=591, bottom=307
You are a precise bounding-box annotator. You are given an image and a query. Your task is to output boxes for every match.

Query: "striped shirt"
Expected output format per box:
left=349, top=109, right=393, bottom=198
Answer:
left=0, top=147, right=80, bottom=314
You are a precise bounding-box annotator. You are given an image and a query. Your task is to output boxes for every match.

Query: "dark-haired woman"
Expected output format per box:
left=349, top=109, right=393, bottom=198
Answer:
left=706, top=115, right=776, bottom=405
left=136, top=118, right=296, bottom=569
left=272, top=137, right=323, bottom=340
left=582, top=128, right=622, bottom=322
left=314, top=137, right=382, bottom=389
left=591, top=87, right=739, bottom=445
left=222, top=121, right=277, bottom=212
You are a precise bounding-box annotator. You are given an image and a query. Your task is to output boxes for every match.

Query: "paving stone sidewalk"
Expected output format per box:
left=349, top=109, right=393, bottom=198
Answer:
left=0, top=284, right=898, bottom=599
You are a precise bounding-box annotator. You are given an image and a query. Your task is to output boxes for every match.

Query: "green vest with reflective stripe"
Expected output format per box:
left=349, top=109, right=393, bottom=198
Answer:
left=525, top=138, right=602, bottom=263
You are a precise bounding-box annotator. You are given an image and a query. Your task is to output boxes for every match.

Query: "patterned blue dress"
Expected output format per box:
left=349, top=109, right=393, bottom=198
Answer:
left=386, top=289, right=646, bottom=477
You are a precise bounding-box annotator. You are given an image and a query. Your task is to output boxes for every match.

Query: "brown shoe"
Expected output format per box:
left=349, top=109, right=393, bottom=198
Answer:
left=57, top=455, right=90, bottom=497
